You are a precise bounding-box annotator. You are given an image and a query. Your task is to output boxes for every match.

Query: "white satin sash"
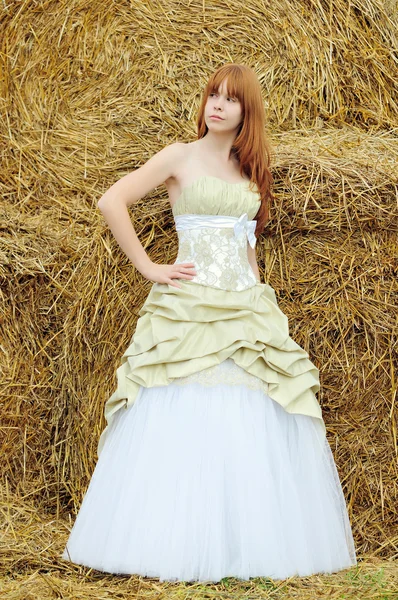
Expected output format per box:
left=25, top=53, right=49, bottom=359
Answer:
left=174, top=213, right=257, bottom=248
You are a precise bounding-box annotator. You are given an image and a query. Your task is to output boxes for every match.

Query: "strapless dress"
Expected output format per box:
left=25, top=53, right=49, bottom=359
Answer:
left=61, top=175, right=357, bottom=583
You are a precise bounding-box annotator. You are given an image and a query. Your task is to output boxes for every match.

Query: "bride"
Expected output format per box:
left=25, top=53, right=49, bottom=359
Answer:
left=61, top=62, right=357, bottom=583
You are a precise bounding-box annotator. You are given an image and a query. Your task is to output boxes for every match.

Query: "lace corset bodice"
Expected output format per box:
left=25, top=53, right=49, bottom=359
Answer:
left=172, top=176, right=261, bottom=292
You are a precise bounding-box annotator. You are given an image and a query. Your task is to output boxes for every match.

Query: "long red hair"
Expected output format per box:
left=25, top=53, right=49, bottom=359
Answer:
left=196, top=63, right=274, bottom=236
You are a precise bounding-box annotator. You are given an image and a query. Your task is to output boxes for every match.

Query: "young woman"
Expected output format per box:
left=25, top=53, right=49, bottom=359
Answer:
left=61, top=63, right=357, bottom=583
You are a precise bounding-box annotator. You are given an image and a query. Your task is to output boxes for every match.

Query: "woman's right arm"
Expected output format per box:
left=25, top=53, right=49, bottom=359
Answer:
left=97, top=143, right=196, bottom=288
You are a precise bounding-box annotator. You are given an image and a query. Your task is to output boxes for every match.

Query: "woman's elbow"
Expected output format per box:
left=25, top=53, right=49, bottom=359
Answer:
left=97, top=196, right=106, bottom=211
left=97, top=193, right=115, bottom=212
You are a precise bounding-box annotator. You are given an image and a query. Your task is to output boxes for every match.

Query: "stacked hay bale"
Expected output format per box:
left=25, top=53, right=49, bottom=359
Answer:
left=1, top=0, right=397, bottom=566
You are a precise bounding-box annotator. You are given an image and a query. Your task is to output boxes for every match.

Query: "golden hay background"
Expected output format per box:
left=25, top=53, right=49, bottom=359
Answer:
left=1, top=0, right=398, bottom=595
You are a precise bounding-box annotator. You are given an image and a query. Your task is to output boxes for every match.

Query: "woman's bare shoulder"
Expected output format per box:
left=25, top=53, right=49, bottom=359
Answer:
left=164, top=141, right=197, bottom=179
left=159, top=140, right=196, bottom=170
left=168, top=140, right=196, bottom=154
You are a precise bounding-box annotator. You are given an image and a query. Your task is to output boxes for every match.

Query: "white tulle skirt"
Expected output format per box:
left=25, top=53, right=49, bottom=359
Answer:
left=61, top=359, right=357, bottom=583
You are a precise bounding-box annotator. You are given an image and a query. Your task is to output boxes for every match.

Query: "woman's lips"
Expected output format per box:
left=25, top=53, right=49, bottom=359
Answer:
left=210, top=116, right=223, bottom=120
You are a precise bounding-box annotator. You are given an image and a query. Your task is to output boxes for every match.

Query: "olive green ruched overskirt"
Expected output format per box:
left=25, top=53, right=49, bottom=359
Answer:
left=97, top=280, right=324, bottom=457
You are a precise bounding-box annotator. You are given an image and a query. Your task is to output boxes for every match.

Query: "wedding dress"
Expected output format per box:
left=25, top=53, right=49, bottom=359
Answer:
left=61, top=175, right=357, bottom=582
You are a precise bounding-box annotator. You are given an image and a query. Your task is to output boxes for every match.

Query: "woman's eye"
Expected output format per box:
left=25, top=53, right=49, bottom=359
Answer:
left=209, top=93, right=237, bottom=101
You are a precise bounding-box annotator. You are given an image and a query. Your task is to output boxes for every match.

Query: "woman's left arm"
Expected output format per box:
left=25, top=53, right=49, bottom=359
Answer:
left=247, top=243, right=261, bottom=283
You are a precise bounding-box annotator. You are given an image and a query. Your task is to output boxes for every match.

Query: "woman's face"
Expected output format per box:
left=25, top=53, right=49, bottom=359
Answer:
left=204, top=78, right=242, bottom=134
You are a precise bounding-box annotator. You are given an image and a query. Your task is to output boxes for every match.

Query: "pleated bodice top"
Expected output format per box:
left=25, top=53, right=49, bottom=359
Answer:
left=172, top=176, right=262, bottom=292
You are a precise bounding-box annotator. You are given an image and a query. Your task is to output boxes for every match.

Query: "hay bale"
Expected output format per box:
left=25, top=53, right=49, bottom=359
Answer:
left=1, top=0, right=397, bottom=578
left=2, top=126, right=397, bottom=558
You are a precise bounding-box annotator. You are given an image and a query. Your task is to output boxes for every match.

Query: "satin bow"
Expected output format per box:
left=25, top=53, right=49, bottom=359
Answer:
left=233, top=213, right=257, bottom=248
